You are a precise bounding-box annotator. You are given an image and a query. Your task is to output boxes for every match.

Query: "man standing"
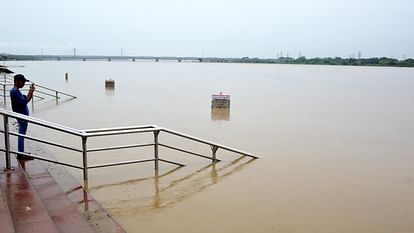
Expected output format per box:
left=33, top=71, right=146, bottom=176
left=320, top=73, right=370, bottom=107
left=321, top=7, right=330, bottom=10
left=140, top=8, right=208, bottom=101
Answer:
left=10, top=74, right=35, bottom=160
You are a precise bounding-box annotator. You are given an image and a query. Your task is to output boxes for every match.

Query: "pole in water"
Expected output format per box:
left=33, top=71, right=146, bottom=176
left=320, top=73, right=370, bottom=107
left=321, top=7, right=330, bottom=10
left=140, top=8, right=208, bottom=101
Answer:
left=65, top=73, right=68, bottom=81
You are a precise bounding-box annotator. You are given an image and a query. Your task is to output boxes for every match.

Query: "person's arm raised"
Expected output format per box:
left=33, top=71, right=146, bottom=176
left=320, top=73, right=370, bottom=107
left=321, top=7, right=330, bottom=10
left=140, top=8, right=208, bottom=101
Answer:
left=27, top=83, right=35, bottom=102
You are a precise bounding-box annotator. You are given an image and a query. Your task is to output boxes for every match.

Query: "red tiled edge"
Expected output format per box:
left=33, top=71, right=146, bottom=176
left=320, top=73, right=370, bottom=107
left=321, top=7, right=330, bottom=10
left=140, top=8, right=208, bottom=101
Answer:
left=21, top=158, right=126, bottom=233
left=0, top=183, right=15, bottom=233
left=0, top=162, right=59, bottom=233
left=1, top=147, right=126, bottom=233
left=21, top=159, right=97, bottom=233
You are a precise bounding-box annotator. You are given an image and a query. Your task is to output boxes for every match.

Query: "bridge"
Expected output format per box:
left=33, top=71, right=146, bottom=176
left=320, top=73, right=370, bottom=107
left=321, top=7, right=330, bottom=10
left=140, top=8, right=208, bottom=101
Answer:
left=1, top=54, right=204, bottom=62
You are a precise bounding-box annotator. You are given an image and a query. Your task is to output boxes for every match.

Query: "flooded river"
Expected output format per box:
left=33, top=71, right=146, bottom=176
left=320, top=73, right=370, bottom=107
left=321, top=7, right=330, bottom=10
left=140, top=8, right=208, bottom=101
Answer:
left=5, top=61, right=414, bottom=233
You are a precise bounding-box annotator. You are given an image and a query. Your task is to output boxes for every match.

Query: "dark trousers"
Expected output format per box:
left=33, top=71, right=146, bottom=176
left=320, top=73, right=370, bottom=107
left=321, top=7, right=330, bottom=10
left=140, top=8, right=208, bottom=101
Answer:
left=17, top=120, right=28, bottom=152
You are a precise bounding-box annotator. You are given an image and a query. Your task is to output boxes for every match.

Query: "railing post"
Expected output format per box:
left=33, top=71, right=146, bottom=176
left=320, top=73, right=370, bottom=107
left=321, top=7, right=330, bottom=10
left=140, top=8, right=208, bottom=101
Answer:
left=3, top=83, right=6, bottom=107
left=153, top=130, right=160, bottom=170
left=55, top=91, right=59, bottom=104
left=81, top=136, right=88, bottom=183
left=211, top=145, right=219, bottom=162
left=3, top=115, right=12, bottom=170
left=3, top=74, right=6, bottom=107
left=81, top=136, right=89, bottom=211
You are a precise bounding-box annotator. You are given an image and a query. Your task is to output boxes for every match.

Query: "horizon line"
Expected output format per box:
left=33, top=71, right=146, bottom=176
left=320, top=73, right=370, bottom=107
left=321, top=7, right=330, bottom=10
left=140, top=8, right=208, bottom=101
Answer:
left=1, top=52, right=412, bottom=61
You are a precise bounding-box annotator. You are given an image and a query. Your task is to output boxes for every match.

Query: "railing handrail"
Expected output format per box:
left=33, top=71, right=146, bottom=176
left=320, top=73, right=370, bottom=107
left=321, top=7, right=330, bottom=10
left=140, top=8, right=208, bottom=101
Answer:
left=1, top=74, right=77, bottom=99
left=0, top=109, right=256, bottom=158
left=0, top=108, right=84, bottom=136
left=160, top=128, right=256, bottom=158
left=0, top=108, right=258, bottom=184
left=84, top=125, right=158, bottom=133
left=32, top=83, right=77, bottom=99
left=83, top=125, right=256, bottom=158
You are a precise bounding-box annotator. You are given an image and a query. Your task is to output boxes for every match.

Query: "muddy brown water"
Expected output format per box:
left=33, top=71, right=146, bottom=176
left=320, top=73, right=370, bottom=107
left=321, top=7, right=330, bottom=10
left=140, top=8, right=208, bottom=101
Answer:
left=4, top=61, right=414, bottom=233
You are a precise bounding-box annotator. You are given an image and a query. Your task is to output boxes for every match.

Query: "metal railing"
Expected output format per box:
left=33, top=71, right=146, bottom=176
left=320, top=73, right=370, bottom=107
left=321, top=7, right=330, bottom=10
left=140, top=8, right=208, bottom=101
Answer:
left=0, top=74, right=76, bottom=107
left=0, top=108, right=257, bottom=184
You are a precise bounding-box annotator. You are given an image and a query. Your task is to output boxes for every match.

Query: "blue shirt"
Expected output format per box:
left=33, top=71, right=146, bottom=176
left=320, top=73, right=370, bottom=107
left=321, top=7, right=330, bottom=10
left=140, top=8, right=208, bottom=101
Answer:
left=10, top=87, right=29, bottom=115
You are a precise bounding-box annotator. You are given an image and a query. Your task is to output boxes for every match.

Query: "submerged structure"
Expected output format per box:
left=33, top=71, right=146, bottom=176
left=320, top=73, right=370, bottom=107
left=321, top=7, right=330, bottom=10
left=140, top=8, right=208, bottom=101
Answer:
left=211, top=92, right=230, bottom=108
left=105, top=79, right=115, bottom=89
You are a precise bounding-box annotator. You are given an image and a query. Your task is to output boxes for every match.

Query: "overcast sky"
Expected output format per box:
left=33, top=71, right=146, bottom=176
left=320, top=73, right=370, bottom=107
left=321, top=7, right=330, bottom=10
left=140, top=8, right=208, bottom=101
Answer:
left=1, top=0, right=413, bottom=58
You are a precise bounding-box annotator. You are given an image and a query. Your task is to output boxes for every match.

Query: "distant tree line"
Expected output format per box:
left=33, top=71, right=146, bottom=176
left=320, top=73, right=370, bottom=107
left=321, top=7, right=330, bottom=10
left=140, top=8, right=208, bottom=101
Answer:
left=2, top=53, right=414, bottom=67
left=203, top=56, right=414, bottom=67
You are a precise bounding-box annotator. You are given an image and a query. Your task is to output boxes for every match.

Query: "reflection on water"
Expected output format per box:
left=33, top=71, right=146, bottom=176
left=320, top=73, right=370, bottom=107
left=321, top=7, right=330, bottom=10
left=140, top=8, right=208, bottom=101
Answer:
left=89, top=166, right=183, bottom=191
left=211, top=107, right=230, bottom=121
left=89, top=156, right=255, bottom=215
left=105, top=88, right=115, bottom=96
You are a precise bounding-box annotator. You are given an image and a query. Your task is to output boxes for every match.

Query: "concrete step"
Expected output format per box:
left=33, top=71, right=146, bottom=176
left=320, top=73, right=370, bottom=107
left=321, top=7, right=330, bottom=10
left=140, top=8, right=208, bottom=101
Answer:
left=22, top=159, right=96, bottom=233
left=0, top=183, right=15, bottom=233
left=1, top=146, right=125, bottom=233
left=0, top=154, right=98, bottom=233
left=0, top=161, right=60, bottom=233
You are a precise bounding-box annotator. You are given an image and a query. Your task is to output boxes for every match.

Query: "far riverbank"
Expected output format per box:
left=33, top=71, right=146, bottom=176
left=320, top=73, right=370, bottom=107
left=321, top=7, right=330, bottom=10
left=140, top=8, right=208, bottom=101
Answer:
left=1, top=53, right=414, bottom=67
